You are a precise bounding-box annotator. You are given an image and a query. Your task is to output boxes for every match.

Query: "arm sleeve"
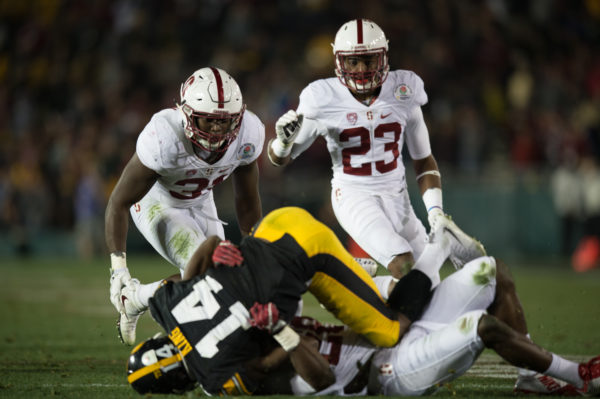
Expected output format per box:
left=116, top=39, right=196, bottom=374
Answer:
left=136, top=118, right=165, bottom=174
left=240, top=112, right=265, bottom=165
left=404, top=106, right=432, bottom=160
left=289, top=117, right=327, bottom=159
left=290, top=85, right=328, bottom=159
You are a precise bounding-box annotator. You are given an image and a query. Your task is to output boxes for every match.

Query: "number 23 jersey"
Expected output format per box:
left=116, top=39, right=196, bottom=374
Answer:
left=291, top=70, right=431, bottom=191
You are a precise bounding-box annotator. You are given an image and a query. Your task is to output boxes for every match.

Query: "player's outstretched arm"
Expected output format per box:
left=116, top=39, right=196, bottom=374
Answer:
left=105, top=153, right=159, bottom=313
left=105, top=153, right=159, bottom=254
left=413, top=155, right=445, bottom=231
left=247, top=300, right=336, bottom=391
left=231, top=160, right=262, bottom=236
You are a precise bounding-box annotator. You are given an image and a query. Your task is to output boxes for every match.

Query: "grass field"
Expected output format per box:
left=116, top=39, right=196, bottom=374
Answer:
left=0, top=256, right=599, bottom=398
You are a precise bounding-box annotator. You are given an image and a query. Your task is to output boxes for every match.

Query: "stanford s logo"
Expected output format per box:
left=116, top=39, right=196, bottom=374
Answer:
left=346, top=112, right=358, bottom=125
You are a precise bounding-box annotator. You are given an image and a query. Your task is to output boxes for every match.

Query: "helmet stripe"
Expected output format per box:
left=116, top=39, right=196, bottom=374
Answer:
left=356, top=19, right=363, bottom=44
left=127, top=353, right=182, bottom=384
left=209, top=67, right=225, bottom=108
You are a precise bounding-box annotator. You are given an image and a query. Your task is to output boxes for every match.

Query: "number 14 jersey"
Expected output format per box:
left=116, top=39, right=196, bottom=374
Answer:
left=291, top=70, right=431, bottom=192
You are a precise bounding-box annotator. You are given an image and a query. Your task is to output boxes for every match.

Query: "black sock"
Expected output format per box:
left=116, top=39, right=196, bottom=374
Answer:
left=387, top=269, right=432, bottom=321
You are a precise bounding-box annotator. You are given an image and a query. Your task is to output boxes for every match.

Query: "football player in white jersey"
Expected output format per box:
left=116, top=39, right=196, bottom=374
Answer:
left=255, top=257, right=599, bottom=397
left=268, top=19, right=484, bottom=278
left=105, top=67, right=264, bottom=345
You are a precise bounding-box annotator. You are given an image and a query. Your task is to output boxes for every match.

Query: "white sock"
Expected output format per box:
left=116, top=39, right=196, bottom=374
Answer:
left=136, top=280, right=162, bottom=308
left=411, top=241, right=446, bottom=287
left=373, top=276, right=397, bottom=300
left=518, top=334, right=537, bottom=377
left=544, top=353, right=583, bottom=388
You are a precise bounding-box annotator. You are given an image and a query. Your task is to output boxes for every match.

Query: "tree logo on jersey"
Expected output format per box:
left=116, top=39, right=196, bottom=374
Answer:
left=346, top=112, right=358, bottom=125
left=394, top=83, right=413, bottom=101
left=237, top=143, right=255, bottom=160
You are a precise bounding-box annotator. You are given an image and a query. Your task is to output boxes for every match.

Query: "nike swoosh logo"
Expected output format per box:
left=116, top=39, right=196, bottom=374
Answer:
left=381, top=113, right=392, bottom=119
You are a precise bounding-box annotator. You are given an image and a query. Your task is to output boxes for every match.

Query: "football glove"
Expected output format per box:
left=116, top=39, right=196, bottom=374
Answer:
left=110, top=267, right=132, bottom=314
left=272, top=110, right=303, bottom=157
left=249, top=302, right=300, bottom=352
left=212, top=240, right=244, bottom=267
left=249, top=302, right=286, bottom=333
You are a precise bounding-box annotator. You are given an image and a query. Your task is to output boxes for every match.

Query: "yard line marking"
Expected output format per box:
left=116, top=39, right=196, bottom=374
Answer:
left=42, top=383, right=124, bottom=388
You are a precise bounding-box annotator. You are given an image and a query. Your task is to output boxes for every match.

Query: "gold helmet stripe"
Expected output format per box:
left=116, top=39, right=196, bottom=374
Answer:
left=127, top=353, right=183, bottom=384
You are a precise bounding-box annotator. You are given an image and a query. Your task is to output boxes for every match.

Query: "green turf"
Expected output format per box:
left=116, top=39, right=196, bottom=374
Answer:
left=0, top=256, right=598, bottom=398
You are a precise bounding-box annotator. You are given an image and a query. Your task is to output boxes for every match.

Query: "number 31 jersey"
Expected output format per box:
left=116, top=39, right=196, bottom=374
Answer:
left=291, top=70, right=431, bottom=191
left=136, top=108, right=264, bottom=208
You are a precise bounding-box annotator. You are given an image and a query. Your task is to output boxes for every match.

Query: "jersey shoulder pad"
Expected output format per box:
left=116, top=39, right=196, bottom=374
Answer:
left=234, top=109, right=264, bottom=163
left=387, top=69, right=428, bottom=107
left=297, top=78, right=338, bottom=119
left=136, top=108, right=185, bottom=173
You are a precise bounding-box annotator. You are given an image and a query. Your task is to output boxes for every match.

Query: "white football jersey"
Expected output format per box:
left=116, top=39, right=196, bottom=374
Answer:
left=291, top=70, right=431, bottom=191
left=291, top=317, right=376, bottom=396
left=136, top=108, right=264, bottom=208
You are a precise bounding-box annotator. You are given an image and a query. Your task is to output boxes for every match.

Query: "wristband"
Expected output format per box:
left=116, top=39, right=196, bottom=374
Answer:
left=267, top=141, right=282, bottom=166
left=422, top=188, right=443, bottom=213
left=110, top=252, right=127, bottom=271
left=271, top=138, right=292, bottom=158
left=273, top=325, right=300, bottom=352
left=416, top=170, right=441, bottom=180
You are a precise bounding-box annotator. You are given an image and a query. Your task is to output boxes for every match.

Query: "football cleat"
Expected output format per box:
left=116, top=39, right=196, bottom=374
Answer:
left=577, top=355, right=600, bottom=396
left=117, top=278, right=147, bottom=346
left=354, top=257, right=378, bottom=276
left=436, top=214, right=486, bottom=269
left=513, top=373, right=582, bottom=396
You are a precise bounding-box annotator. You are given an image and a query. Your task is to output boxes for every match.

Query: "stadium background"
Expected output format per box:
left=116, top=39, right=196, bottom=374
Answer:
left=1, top=0, right=600, bottom=262
left=1, top=0, right=600, bottom=263
left=1, top=1, right=600, bottom=398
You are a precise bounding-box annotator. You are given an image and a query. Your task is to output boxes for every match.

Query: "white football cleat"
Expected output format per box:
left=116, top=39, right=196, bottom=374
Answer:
left=513, top=373, right=582, bottom=396
left=436, top=214, right=486, bottom=269
left=354, top=257, right=378, bottom=277
left=578, top=355, right=600, bottom=396
left=117, top=278, right=147, bottom=346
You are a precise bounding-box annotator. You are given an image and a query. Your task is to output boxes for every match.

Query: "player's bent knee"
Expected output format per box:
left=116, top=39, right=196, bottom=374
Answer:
left=461, top=256, right=497, bottom=285
left=495, top=258, right=517, bottom=292
left=477, top=314, right=510, bottom=347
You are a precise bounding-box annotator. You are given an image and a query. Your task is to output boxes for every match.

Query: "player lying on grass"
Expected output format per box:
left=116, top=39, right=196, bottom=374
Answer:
left=123, top=206, right=485, bottom=394
left=248, top=256, right=600, bottom=397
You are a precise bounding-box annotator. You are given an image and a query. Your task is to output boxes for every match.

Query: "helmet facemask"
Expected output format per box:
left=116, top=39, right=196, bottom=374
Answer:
left=335, top=49, right=389, bottom=94
left=181, top=103, right=246, bottom=153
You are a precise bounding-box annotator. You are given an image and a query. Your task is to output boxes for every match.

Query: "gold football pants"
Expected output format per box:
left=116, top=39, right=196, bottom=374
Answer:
left=251, top=206, right=400, bottom=347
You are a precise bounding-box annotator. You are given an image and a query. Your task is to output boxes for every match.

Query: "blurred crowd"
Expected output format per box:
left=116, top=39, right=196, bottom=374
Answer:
left=0, top=0, right=599, bottom=258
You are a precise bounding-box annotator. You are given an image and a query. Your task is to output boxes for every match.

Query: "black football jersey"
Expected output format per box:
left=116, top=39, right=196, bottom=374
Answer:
left=148, top=234, right=311, bottom=394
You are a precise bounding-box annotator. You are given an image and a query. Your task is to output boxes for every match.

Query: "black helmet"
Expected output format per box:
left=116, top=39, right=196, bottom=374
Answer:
left=127, top=334, right=196, bottom=394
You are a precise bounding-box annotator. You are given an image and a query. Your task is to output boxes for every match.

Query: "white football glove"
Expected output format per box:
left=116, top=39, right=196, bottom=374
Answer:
left=427, top=207, right=446, bottom=232
left=275, top=110, right=303, bottom=148
left=110, top=267, right=132, bottom=314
